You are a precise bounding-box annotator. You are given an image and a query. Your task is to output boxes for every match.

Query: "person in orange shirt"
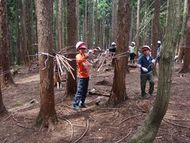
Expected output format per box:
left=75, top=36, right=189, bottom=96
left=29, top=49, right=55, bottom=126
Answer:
left=73, top=41, right=90, bottom=110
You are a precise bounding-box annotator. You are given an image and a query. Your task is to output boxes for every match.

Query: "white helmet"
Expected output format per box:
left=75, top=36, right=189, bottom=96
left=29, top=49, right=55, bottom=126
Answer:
left=131, top=41, right=135, bottom=45
left=157, top=40, right=161, bottom=44
left=142, top=45, right=151, bottom=51
left=111, top=42, right=116, bottom=46
left=76, top=41, right=87, bottom=50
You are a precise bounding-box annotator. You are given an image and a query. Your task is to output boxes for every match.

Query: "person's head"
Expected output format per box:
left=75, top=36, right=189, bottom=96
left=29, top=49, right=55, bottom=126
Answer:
left=131, top=41, right=135, bottom=46
left=111, top=42, right=116, bottom=47
left=157, top=40, right=161, bottom=46
left=142, top=45, right=151, bottom=56
left=76, top=41, right=87, bottom=53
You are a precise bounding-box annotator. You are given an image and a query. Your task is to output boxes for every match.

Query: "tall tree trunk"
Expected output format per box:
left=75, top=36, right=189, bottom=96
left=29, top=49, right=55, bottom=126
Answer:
left=57, top=0, right=63, bottom=50
left=84, top=0, right=88, bottom=43
left=35, top=0, right=57, bottom=127
left=25, top=0, right=33, bottom=57
left=0, top=81, right=7, bottom=116
left=151, top=0, right=160, bottom=76
left=111, top=0, right=118, bottom=42
left=65, top=0, right=77, bottom=97
left=108, top=0, right=130, bottom=106
left=0, top=0, right=14, bottom=86
left=16, top=0, right=22, bottom=65
left=87, top=1, right=93, bottom=48
left=76, top=0, right=79, bottom=41
left=180, top=2, right=190, bottom=73
left=129, top=0, right=180, bottom=142
left=63, top=0, right=67, bottom=47
left=178, top=0, right=188, bottom=62
left=94, top=0, right=99, bottom=47
left=20, top=0, right=31, bottom=65
left=136, top=0, right=140, bottom=53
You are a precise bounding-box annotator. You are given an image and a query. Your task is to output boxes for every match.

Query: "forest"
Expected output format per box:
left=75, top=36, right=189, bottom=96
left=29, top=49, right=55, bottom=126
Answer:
left=0, top=0, right=190, bottom=143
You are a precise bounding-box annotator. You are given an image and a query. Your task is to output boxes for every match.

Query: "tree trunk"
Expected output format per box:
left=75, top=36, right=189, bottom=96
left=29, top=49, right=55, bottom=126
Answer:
left=111, top=0, right=118, bottom=42
left=180, top=2, right=190, bottom=73
left=57, top=0, right=63, bottom=50
left=151, top=0, right=160, bottom=76
left=136, top=0, right=140, bottom=53
left=35, top=0, right=57, bottom=127
left=16, top=0, right=22, bottom=65
left=87, top=1, right=93, bottom=48
left=76, top=0, right=79, bottom=41
left=84, top=0, right=88, bottom=43
left=178, top=0, right=188, bottom=62
left=20, top=0, right=31, bottom=65
left=0, top=0, right=14, bottom=87
left=65, top=0, right=77, bottom=97
left=129, top=0, right=180, bottom=142
left=108, top=0, right=130, bottom=106
left=0, top=81, right=7, bottom=116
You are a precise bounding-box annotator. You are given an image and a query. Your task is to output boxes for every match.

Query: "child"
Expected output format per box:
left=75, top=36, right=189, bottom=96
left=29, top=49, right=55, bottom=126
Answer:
left=73, top=41, right=89, bottom=110
left=137, top=45, right=156, bottom=97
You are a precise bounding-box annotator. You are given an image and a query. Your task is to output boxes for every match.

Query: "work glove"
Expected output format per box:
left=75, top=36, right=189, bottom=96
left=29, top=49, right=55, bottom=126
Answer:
left=88, top=49, right=93, bottom=54
left=141, top=67, right=148, bottom=72
left=137, top=64, right=141, bottom=68
left=151, top=59, right=156, bottom=64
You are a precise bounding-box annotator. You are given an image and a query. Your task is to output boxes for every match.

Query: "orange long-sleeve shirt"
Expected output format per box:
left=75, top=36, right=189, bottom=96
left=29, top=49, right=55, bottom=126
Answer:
left=76, top=53, right=89, bottom=78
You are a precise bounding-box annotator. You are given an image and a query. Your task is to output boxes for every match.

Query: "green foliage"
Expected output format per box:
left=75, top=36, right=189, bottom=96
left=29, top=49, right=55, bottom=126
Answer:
left=97, top=0, right=111, bottom=23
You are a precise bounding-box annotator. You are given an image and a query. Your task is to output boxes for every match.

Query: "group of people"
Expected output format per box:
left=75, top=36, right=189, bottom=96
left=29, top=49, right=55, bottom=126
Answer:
left=72, top=40, right=162, bottom=110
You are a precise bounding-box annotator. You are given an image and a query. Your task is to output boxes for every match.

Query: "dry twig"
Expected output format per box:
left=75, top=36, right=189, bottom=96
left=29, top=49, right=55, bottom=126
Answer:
left=72, top=119, right=90, bottom=143
left=118, top=114, right=142, bottom=125
left=163, top=119, right=190, bottom=129
left=114, top=128, right=132, bottom=143
left=63, top=118, right=74, bottom=142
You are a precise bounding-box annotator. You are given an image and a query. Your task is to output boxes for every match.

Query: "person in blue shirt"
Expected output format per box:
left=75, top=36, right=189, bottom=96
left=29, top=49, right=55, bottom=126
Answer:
left=137, top=45, right=156, bottom=97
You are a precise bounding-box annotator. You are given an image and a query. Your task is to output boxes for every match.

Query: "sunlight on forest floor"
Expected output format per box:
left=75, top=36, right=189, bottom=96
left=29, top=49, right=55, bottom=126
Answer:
left=16, top=74, right=39, bottom=84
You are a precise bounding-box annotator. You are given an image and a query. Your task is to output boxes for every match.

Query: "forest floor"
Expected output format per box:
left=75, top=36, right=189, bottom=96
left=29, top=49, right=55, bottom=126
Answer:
left=0, top=63, right=190, bottom=143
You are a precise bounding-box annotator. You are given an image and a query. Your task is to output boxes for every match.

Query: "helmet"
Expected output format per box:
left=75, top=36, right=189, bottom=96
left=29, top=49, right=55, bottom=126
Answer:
left=131, top=41, right=135, bottom=45
left=142, top=45, right=151, bottom=52
left=157, top=40, right=161, bottom=44
left=111, top=42, right=116, bottom=46
left=76, top=41, right=87, bottom=50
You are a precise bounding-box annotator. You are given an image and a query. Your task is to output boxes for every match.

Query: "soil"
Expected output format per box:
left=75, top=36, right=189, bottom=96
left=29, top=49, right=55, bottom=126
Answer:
left=0, top=63, right=190, bottom=143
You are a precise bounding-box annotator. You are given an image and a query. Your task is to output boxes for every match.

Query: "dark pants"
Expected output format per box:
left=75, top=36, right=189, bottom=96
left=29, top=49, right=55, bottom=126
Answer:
left=73, top=77, right=89, bottom=107
left=130, top=53, right=136, bottom=64
left=140, top=72, right=154, bottom=97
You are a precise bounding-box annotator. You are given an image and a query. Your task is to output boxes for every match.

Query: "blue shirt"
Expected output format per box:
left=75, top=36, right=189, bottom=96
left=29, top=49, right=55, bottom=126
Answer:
left=138, top=55, right=153, bottom=74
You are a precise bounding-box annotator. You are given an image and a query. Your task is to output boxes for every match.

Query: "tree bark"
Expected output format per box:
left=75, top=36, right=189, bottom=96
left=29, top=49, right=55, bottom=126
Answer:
left=35, top=0, right=57, bottom=127
left=111, top=0, right=118, bottom=42
left=180, top=2, right=190, bottom=73
left=135, top=0, right=140, bottom=53
left=57, top=0, right=63, bottom=50
left=65, top=0, right=77, bottom=97
left=0, top=0, right=8, bottom=116
left=129, top=0, right=180, bottom=142
left=20, top=0, right=31, bottom=65
left=151, top=0, right=160, bottom=76
left=0, top=81, right=7, bottom=116
left=0, top=0, right=14, bottom=87
left=178, top=0, right=188, bottom=62
left=16, top=0, right=22, bottom=65
left=108, top=0, right=130, bottom=106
